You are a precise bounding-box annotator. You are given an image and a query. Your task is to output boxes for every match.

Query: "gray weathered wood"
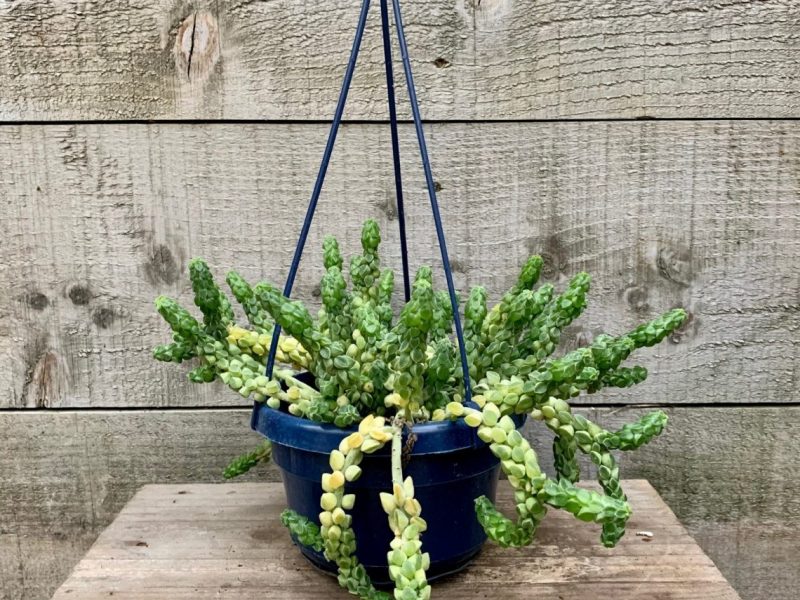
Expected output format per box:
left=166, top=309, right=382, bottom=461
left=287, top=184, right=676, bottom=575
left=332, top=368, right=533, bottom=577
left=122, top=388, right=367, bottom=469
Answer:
left=1, top=122, right=797, bottom=408
left=50, top=481, right=740, bottom=599
left=0, top=409, right=273, bottom=600
left=1, top=407, right=797, bottom=600
left=1, top=1, right=798, bottom=121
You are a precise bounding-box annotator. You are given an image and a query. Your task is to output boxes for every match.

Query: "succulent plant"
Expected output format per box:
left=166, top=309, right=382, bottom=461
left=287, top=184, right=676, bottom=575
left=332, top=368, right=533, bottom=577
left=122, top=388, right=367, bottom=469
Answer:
left=154, top=219, right=686, bottom=600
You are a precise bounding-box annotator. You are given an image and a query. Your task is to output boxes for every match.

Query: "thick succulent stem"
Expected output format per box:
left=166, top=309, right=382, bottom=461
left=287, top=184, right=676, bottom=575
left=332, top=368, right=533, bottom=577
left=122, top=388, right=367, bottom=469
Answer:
left=226, top=271, right=274, bottom=334
left=280, top=509, right=324, bottom=552
left=189, top=258, right=232, bottom=339
left=449, top=396, right=641, bottom=549
left=463, top=286, right=487, bottom=382
left=479, top=285, right=553, bottom=379
left=385, top=268, right=435, bottom=418
left=538, top=478, right=631, bottom=539
left=226, top=325, right=311, bottom=372
left=321, top=265, right=352, bottom=344
left=423, top=338, right=456, bottom=413
left=376, top=269, right=395, bottom=329
left=553, top=435, right=580, bottom=483
left=481, top=255, right=544, bottom=339
left=431, top=290, right=454, bottom=341
left=318, top=416, right=393, bottom=600
left=223, top=441, right=272, bottom=479
left=446, top=402, right=546, bottom=547
left=153, top=337, right=195, bottom=363
left=323, top=236, right=344, bottom=271
left=350, top=219, right=383, bottom=305
left=381, top=421, right=430, bottom=600
left=516, top=272, right=590, bottom=367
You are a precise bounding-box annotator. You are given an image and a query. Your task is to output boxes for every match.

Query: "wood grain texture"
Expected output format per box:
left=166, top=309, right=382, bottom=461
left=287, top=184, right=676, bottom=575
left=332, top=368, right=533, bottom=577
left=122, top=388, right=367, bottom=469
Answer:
left=1, top=0, right=798, bottom=121
left=50, top=481, right=740, bottom=599
left=0, top=409, right=273, bottom=600
left=1, top=407, right=797, bottom=600
left=1, top=121, right=797, bottom=408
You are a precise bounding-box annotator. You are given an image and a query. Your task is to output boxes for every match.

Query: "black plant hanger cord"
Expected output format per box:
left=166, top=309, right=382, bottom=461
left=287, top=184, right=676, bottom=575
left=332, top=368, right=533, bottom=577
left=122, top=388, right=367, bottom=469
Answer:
left=265, top=0, right=473, bottom=403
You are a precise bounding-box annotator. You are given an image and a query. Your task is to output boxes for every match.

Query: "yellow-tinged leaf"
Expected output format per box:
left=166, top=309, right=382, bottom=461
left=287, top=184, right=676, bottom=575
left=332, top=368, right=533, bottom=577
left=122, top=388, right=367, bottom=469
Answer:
left=329, top=470, right=345, bottom=490
left=393, top=482, right=405, bottom=504
left=370, top=429, right=393, bottom=443
left=361, top=438, right=382, bottom=454
left=345, top=432, right=365, bottom=450
left=380, top=492, right=397, bottom=514
left=403, top=476, right=415, bottom=499
left=320, top=492, right=338, bottom=511
left=446, top=401, right=464, bottom=417
left=464, top=412, right=483, bottom=427
left=344, top=465, right=362, bottom=482
left=358, top=414, right=376, bottom=435
left=329, top=450, right=345, bottom=471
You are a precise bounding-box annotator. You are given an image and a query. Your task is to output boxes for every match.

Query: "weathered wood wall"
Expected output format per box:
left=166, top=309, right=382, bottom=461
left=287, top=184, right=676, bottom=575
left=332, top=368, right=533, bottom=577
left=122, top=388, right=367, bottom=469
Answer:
left=0, top=2, right=797, bottom=600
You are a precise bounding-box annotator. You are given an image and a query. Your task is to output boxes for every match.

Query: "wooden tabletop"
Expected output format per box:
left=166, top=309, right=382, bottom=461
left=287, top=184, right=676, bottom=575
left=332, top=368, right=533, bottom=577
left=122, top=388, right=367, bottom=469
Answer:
left=52, top=480, right=740, bottom=599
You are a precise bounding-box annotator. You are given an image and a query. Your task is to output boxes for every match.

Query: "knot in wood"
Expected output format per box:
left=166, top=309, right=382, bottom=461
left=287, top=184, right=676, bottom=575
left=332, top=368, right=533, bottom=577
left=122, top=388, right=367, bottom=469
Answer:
left=175, top=11, right=220, bottom=83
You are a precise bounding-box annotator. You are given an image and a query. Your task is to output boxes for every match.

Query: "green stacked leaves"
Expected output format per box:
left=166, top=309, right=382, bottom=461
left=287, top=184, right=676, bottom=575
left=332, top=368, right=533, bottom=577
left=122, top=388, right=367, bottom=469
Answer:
left=386, top=268, right=435, bottom=418
left=280, top=509, right=325, bottom=552
left=223, top=441, right=273, bottom=479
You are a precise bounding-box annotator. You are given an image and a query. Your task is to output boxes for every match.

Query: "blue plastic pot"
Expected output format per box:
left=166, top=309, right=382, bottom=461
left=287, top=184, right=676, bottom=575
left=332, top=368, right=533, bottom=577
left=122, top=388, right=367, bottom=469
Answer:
left=251, top=392, right=525, bottom=585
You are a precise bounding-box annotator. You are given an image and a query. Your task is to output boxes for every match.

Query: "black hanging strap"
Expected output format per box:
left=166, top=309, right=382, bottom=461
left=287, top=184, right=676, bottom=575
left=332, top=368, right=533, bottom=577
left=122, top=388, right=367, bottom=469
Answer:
left=266, top=0, right=473, bottom=404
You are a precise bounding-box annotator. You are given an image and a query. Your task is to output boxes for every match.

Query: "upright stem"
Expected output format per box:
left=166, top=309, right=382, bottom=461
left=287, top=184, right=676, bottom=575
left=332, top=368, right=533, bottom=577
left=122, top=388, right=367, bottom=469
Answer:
left=390, top=421, right=404, bottom=484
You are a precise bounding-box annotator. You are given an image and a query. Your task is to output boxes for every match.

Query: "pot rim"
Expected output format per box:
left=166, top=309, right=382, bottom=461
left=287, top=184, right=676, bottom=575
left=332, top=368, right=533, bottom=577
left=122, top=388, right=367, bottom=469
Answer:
left=251, top=402, right=526, bottom=456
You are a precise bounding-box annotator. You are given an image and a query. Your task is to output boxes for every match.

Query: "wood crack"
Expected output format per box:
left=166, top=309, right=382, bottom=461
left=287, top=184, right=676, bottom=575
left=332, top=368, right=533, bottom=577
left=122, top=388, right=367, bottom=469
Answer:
left=186, top=12, right=198, bottom=82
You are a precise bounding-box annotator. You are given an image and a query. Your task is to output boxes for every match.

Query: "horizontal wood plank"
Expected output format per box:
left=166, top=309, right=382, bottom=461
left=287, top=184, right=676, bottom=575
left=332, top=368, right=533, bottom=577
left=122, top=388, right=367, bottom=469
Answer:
left=1, top=121, right=797, bottom=408
left=0, top=1, right=798, bottom=121
left=0, top=407, right=797, bottom=599
left=48, top=584, right=741, bottom=600
left=51, top=481, right=739, bottom=599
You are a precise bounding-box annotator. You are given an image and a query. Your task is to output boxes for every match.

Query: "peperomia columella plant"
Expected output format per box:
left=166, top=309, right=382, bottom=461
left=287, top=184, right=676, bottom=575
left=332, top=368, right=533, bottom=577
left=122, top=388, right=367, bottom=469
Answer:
left=153, top=219, right=686, bottom=600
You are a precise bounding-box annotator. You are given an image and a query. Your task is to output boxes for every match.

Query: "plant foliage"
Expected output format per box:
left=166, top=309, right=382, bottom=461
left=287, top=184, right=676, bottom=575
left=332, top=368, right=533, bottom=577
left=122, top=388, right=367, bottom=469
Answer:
left=154, top=219, right=686, bottom=600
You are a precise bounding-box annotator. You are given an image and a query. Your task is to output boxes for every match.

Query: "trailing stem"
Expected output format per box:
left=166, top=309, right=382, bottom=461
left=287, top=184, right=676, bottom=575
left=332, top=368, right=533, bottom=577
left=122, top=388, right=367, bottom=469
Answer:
left=381, top=421, right=431, bottom=600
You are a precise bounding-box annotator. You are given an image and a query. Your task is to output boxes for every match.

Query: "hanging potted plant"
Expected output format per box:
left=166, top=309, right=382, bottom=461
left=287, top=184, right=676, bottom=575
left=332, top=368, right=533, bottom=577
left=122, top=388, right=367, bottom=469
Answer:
left=153, top=224, right=685, bottom=599
left=152, top=0, right=686, bottom=598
